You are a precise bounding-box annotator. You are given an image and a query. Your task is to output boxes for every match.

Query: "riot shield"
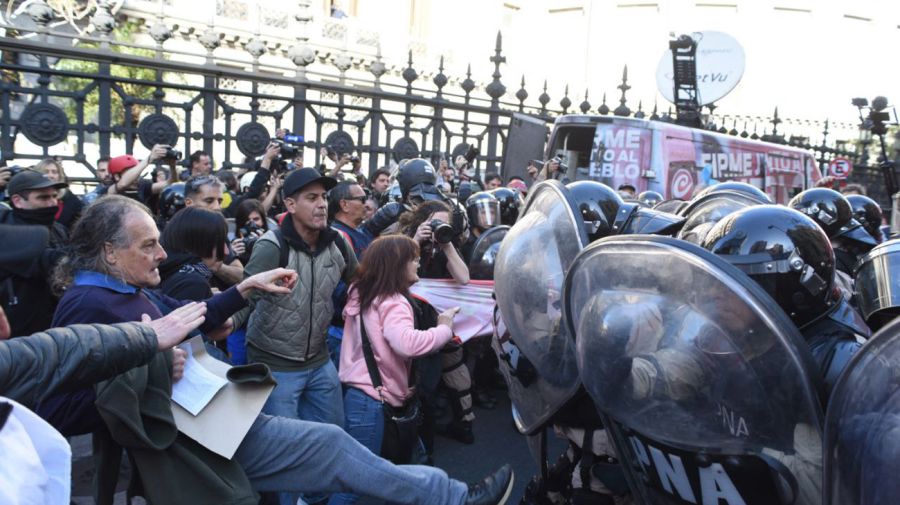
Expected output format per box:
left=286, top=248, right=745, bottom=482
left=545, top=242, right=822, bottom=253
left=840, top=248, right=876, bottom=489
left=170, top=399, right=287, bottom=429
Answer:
left=468, top=225, right=509, bottom=281
left=824, top=317, right=900, bottom=505
left=854, top=239, right=900, bottom=329
left=493, top=179, right=589, bottom=434
left=565, top=236, right=825, bottom=505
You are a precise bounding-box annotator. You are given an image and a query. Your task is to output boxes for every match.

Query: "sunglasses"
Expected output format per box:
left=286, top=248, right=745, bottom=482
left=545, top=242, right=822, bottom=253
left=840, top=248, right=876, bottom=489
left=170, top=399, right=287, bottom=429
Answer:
left=343, top=195, right=367, bottom=203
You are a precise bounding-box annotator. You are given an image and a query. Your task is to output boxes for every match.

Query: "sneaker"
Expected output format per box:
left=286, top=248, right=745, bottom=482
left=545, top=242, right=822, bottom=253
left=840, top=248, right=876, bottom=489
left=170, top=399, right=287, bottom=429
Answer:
left=437, top=420, right=475, bottom=444
left=465, top=464, right=514, bottom=505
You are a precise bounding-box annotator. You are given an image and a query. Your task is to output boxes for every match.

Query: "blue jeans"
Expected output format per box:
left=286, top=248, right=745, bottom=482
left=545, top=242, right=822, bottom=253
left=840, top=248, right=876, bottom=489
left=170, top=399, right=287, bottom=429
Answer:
left=327, top=326, right=343, bottom=372
left=263, top=360, right=344, bottom=426
left=235, top=414, right=468, bottom=505
left=329, top=387, right=385, bottom=505
left=263, top=360, right=345, bottom=505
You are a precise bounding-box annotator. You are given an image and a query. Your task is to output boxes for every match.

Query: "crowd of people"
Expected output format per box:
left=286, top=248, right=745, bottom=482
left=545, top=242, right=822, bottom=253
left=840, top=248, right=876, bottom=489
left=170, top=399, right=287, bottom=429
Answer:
left=1, top=126, right=897, bottom=505
left=0, top=137, right=529, bottom=505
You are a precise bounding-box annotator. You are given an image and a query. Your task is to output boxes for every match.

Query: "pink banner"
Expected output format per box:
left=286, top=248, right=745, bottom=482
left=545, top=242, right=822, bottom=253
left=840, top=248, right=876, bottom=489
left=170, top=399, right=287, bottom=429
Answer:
left=409, top=279, right=496, bottom=343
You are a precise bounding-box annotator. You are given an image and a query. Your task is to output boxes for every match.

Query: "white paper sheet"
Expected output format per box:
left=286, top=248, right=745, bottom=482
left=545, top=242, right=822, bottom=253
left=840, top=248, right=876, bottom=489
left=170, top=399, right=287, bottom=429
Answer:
left=171, top=345, right=228, bottom=416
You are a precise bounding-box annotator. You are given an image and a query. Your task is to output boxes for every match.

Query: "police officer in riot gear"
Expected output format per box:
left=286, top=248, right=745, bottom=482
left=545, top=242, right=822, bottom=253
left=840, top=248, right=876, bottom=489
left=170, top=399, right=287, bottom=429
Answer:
left=701, top=205, right=870, bottom=393
left=677, top=190, right=765, bottom=245
left=636, top=190, right=663, bottom=208
left=788, top=188, right=878, bottom=276
left=846, top=194, right=884, bottom=243
left=494, top=180, right=685, bottom=505
left=461, top=191, right=501, bottom=264
left=487, top=187, right=524, bottom=226
left=158, top=183, right=186, bottom=227
left=363, top=158, right=465, bottom=237
left=567, top=181, right=684, bottom=240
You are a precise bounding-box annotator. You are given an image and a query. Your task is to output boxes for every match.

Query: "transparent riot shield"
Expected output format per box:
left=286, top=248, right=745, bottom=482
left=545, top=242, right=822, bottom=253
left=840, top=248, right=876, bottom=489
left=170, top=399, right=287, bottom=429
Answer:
left=565, top=236, right=825, bottom=505
left=854, top=239, right=900, bottom=329
left=468, top=225, right=509, bottom=281
left=825, top=316, right=900, bottom=505
left=493, top=180, right=589, bottom=434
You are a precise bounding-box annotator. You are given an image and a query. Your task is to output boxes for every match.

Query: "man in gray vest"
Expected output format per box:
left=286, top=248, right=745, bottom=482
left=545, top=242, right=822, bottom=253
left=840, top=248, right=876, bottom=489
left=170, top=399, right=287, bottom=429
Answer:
left=234, top=167, right=357, bottom=505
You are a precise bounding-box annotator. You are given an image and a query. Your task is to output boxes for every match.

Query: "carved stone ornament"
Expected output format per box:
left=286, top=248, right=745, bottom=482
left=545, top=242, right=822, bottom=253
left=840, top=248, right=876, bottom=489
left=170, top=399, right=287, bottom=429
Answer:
left=137, top=113, right=179, bottom=150
left=20, top=103, right=69, bottom=146
left=392, top=137, right=420, bottom=162
left=236, top=122, right=270, bottom=157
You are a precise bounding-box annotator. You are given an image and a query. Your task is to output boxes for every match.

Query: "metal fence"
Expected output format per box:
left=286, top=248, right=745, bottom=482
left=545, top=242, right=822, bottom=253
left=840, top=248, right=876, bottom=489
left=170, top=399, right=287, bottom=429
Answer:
left=0, top=3, right=887, bottom=202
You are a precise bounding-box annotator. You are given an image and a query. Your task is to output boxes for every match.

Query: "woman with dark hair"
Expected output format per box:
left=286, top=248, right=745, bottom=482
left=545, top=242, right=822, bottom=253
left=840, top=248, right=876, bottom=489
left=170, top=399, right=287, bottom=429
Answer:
left=398, top=200, right=469, bottom=284
left=233, top=198, right=269, bottom=264
left=331, top=235, right=459, bottom=504
left=159, top=207, right=229, bottom=301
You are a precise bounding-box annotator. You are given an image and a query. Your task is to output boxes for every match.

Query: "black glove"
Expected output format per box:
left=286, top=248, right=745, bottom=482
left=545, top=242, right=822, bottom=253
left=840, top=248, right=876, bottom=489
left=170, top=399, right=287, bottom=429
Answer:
left=363, top=201, right=404, bottom=236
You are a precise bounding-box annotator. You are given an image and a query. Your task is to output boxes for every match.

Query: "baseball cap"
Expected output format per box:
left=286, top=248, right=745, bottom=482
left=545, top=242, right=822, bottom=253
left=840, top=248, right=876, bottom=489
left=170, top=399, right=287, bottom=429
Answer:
left=108, top=155, right=140, bottom=175
left=282, top=168, right=337, bottom=198
left=7, top=169, right=67, bottom=196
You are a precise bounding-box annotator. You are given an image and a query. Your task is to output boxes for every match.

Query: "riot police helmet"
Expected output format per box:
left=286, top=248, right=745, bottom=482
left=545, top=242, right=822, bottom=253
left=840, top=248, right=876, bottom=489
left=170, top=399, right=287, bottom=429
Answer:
left=636, top=190, right=664, bottom=208
left=465, top=191, right=501, bottom=231
left=692, top=181, right=772, bottom=205
left=565, top=180, right=625, bottom=242
left=396, top=158, right=442, bottom=203
left=677, top=190, right=763, bottom=245
left=789, top=187, right=877, bottom=247
left=846, top=194, right=884, bottom=243
left=702, top=205, right=839, bottom=329
left=159, top=183, right=186, bottom=220
left=489, top=187, right=523, bottom=225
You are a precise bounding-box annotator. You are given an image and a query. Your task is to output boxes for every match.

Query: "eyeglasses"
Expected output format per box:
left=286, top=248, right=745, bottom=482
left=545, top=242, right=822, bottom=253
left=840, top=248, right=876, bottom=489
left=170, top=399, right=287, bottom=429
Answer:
left=343, top=195, right=367, bottom=203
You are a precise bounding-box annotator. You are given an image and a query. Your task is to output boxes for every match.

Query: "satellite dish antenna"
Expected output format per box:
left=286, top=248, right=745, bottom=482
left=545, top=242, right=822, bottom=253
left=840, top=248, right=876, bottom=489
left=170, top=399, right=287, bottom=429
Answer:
left=656, top=31, right=745, bottom=106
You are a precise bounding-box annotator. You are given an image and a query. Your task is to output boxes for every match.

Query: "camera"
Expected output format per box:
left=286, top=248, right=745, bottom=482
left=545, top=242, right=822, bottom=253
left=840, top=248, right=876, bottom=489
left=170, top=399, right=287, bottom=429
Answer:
left=429, top=219, right=455, bottom=244
left=1, top=165, right=25, bottom=178
left=239, top=222, right=263, bottom=250
left=273, top=132, right=304, bottom=160
left=164, top=148, right=182, bottom=160
left=464, top=145, right=479, bottom=165
left=350, top=154, right=360, bottom=163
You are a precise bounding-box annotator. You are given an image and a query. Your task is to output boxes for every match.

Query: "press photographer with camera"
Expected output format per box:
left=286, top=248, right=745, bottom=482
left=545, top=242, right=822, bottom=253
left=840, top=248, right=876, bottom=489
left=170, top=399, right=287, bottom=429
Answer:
left=224, top=141, right=282, bottom=218
left=104, top=144, right=179, bottom=202
left=233, top=198, right=269, bottom=264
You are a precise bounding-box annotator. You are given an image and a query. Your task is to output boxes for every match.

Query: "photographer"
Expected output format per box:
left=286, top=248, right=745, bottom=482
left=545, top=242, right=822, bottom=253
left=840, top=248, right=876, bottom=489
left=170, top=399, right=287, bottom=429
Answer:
left=105, top=144, right=179, bottom=202
left=454, top=155, right=485, bottom=192
left=369, top=167, right=392, bottom=204
left=536, top=156, right=569, bottom=184
left=234, top=199, right=269, bottom=264
left=225, top=141, right=280, bottom=218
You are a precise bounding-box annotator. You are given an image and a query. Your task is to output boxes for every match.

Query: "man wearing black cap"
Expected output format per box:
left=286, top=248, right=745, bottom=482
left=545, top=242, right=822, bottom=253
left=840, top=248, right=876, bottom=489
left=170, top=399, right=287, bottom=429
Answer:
left=0, top=171, right=70, bottom=336
left=1, top=169, right=68, bottom=245
left=233, top=167, right=357, bottom=505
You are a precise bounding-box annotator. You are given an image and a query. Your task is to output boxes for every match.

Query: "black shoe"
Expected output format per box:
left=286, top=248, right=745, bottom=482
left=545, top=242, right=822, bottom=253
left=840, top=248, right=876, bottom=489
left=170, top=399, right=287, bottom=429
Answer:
left=473, top=389, right=498, bottom=410
left=465, top=464, right=514, bottom=505
left=437, top=420, right=475, bottom=444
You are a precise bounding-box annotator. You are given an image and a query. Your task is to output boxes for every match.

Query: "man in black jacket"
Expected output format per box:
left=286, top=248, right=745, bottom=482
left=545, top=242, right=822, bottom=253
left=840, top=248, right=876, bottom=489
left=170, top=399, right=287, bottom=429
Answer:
left=0, top=171, right=69, bottom=336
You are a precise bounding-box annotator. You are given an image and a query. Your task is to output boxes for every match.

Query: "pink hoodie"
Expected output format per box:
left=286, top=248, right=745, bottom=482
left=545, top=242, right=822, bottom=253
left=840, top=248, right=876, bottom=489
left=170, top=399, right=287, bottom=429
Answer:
left=339, top=290, right=453, bottom=407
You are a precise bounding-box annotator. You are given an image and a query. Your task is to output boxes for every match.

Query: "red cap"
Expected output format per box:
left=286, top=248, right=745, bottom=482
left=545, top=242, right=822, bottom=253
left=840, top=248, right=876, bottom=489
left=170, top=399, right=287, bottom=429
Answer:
left=108, top=155, right=139, bottom=175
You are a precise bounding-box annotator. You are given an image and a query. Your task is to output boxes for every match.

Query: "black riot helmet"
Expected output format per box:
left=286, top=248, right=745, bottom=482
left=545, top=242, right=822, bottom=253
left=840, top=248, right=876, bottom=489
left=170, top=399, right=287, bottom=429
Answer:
left=789, top=187, right=877, bottom=248
left=702, top=205, right=838, bottom=329
left=566, top=180, right=683, bottom=240
left=692, top=181, right=772, bottom=205
left=636, top=190, right=663, bottom=208
left=465, top=191, right=501, bottom=231
left=489, top=187, right=523, bottom=225
left=846, top=194, right=884, bottom=243
left=159, top=183, right=186, bottom=220
left=565, top=180, right=626, bottom=242
left=396, top=158, right=441, bottom=203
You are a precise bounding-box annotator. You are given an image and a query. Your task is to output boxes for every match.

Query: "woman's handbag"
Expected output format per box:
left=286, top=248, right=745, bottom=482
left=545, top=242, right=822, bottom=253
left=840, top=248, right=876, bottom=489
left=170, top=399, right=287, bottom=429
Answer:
left=358, top=316, right=421, bottom=464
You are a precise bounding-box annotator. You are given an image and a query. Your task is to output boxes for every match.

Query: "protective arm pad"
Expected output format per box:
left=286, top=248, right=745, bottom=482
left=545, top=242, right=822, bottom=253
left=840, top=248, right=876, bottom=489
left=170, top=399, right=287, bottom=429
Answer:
left=363, top=201, right=404, bottom=236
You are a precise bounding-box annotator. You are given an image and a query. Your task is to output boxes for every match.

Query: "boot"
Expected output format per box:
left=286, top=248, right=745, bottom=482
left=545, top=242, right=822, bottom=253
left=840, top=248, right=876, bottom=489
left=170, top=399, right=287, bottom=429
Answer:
left=437, top=419, right=474, bottom=444
left=465, top=464, right=514, bottom=505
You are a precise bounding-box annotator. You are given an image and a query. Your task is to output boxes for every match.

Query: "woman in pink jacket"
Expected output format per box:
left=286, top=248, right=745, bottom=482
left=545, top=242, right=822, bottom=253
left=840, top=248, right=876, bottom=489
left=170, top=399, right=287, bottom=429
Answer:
left=333, top=235, right=459, bottom=505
